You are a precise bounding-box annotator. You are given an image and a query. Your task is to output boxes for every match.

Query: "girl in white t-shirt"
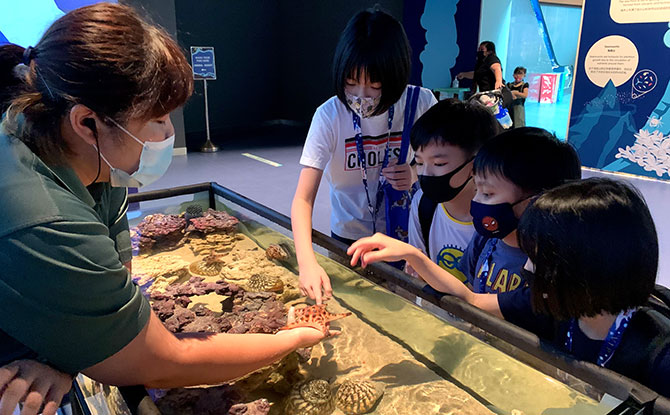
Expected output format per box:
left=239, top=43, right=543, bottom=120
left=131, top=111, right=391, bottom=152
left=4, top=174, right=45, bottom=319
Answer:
left=291, top=8, right=437, bottom=303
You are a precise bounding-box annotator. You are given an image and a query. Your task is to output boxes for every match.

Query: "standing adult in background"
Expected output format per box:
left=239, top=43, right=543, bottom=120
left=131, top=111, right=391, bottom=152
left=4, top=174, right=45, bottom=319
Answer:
left=457, top=41, right=503, bottom=92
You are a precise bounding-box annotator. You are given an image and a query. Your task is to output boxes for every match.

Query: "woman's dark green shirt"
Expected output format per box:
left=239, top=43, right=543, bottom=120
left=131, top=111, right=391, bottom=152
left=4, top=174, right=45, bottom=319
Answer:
left=0, top=131, right=150, bottom=374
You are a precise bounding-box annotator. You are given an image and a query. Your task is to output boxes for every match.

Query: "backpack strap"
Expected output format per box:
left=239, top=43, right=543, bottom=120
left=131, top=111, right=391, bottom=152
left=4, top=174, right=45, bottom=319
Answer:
left=418, top=194, right=438, bottom=258
left=608, top=307, right=670, bottom=392
left=399, top=86, right=421, bottom=164
left=649, top=284, right=670, bottom=319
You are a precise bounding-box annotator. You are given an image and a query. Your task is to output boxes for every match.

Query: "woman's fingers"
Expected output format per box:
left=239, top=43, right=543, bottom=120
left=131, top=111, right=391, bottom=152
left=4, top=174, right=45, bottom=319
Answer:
left=0, top=377, right=30, bottom=415
left=0, top=365, right=19, bottom=392
left=40, top=377, right=72, bottom=415
left=20, top=379, right=50, bottom=415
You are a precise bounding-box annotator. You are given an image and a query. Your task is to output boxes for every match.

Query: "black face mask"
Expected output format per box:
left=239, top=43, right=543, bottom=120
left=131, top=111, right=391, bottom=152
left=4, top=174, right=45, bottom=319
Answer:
left=477, top=50, right=485, bottom=60
left=418, top=158, right=473, bottom=203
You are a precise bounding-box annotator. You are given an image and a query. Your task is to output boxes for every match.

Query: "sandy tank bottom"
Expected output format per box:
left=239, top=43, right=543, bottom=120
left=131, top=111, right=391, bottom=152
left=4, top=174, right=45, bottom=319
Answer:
left=133, top=233, right=495, bottom=415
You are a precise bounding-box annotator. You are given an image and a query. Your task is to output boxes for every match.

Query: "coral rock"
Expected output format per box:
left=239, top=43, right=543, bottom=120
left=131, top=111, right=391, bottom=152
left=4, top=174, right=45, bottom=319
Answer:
left=185, top=209, right=239, bottom=235
left=335, top=380, right=384, bottom=414
left=265, top=244, right=289, bottom=261
left=164, top=307, right=196, bottom=333
left=245, top=274, right=284, bottom=293
left=228, top=399, right=271, bottom=415
left=189, top=254, right=226, bottom=277
left=285, top=379, right=335, bottom=415
left=136, top=214, right=186, bottom=253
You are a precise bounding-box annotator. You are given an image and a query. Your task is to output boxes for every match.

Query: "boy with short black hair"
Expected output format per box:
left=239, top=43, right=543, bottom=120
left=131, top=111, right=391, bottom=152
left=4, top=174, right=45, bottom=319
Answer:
left=408, top=99, right=499, bottom=281
left=462, top=127, right=581, bottom=294
left=507, top=67, right=529, bottom=128
left=349, top=127, right=581, bottom=296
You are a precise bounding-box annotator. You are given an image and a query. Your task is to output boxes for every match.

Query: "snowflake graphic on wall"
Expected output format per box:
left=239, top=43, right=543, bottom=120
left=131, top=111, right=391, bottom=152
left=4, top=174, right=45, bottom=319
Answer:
left=616, top=129, right=670, bottom=177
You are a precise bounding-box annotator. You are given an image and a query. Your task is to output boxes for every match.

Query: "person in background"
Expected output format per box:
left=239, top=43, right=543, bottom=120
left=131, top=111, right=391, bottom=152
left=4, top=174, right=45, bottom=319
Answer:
left=507, top=66, right=529, bottom=128
left=291, top=8, right=437, bottom=303
left=0, top=4, right=328, bottom=414
left=456, top=41, right=503, bottom=92
left=349, top=178, right=670, bottom=397
left=408, top=99, right=499, bottom=282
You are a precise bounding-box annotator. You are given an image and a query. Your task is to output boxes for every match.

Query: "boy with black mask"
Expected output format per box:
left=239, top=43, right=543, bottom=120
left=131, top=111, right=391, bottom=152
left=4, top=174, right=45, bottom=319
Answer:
left=408, top=99, right=499, bottom=282
left=350, top=127, right=581, bottom=295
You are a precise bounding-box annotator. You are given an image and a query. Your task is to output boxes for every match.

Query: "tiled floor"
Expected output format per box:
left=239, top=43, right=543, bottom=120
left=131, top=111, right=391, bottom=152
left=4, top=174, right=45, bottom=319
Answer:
left=142, top=120, right=670, bottom=287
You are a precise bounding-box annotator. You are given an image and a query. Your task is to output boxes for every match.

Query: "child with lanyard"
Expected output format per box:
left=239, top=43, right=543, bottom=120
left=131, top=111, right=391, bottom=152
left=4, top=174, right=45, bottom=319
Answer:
left=349, top=178, right=670, bottom=397
left=291, top=8, right=437, bottom=303
left=347, top=127, right=581, bottom=297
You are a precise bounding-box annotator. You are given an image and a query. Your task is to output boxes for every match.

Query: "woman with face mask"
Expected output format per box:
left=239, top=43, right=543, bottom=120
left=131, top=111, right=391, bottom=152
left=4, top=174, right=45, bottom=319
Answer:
left=291, top=8, right=438, bottom=304
left=456, top=41, right=504, bottom=92
left=0, top=4, right=327, bottom=414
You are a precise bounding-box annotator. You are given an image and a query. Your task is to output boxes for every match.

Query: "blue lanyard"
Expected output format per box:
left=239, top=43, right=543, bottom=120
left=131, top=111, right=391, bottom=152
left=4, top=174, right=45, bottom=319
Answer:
left=475, top=239, right=498, bottom=293
left=352, top=105, right=394, bottom=234
left=565, top=309, right=636, bottom=367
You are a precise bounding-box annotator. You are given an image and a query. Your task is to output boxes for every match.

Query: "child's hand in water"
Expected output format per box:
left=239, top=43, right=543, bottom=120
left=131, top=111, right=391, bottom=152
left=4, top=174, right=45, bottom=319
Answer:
left=298, top=261, right=332, bottom=304
left=347, top=233, right=417, bottom=268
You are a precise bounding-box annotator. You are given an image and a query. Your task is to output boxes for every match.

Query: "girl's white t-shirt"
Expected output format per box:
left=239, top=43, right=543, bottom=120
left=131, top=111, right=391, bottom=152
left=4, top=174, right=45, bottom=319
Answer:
left=300, top=86, right=437, bottom=240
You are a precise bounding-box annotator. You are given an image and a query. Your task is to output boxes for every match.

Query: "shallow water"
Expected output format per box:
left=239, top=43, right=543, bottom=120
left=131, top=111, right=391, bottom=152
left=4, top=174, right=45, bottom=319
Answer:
left=90, top=199, right=612, bottom=415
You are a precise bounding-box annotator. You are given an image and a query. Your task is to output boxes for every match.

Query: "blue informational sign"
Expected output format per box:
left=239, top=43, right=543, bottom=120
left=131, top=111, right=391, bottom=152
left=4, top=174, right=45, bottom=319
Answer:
left=190, top=46, right=216, bottom=80
left=567, top=0, right=670, bottom=181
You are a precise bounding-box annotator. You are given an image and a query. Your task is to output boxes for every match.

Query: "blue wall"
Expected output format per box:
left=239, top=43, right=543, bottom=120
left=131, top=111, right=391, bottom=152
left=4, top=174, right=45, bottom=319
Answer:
left=504, top=0, right=581, bottom=82
left=403, top=0, right=482, bottom=89
left=0, top=0, right=116, bottom=47
left=479, top=0, right=512, bottom=80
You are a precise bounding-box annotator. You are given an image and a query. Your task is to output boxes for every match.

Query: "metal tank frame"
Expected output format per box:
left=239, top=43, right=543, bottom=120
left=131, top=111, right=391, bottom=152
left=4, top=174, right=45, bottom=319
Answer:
left=72, top=181, right=670, bottom=415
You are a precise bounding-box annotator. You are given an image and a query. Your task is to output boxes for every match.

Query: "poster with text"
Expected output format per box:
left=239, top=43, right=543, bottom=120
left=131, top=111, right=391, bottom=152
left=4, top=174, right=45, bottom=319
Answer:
left=567, top=0, right=670, bottom=180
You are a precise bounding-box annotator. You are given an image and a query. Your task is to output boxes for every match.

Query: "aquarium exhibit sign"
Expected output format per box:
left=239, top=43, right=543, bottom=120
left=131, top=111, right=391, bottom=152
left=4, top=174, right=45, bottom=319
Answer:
left=567, top=0, right=670, bottom=181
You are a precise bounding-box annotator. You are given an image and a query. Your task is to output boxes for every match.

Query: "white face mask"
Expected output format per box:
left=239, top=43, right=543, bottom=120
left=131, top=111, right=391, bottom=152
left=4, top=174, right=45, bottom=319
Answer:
left=96, top=119, right=175, bottom=188
left=345, top=91, right=381, bottom=118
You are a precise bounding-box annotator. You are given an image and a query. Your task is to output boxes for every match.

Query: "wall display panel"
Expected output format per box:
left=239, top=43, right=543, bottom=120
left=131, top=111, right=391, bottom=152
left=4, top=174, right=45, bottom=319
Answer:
left=567, top=0, right=670, bottom=181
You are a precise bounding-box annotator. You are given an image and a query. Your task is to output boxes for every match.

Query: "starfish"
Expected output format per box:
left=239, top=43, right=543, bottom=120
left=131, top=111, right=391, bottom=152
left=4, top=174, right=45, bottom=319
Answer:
left=280, top=304, right=351, bottom=335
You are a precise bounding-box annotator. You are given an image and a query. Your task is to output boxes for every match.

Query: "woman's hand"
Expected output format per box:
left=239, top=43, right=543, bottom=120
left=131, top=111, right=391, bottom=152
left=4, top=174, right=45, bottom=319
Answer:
left=275, top=306, right=340, bottom=348
left=298, top=261, right=332, bottom=304
left=348, top=233, right=417, bottom=268
left=0, top=360, right=73, bottom=415
left=382, top=161, right=414, bottom=191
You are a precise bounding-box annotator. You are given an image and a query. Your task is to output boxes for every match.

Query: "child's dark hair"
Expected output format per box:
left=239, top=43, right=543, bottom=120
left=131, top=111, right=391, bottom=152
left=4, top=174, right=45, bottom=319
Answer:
left=480, top=41, right=496, bottom=55
left=410, top=99, right=500, bottom=156
left=514, top=66, right=527, bottom=74
left=0, top=3, right=193, bottom=164
left=473, top=127, right=581, bottom=195
left=519, top=178, right=657, bottom=319
left=333, top=8, right=411, bottom=117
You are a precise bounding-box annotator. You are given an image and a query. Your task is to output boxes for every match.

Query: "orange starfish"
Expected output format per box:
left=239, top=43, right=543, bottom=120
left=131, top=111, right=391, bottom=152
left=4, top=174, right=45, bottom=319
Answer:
left=280, top=304, right=351, bottom=335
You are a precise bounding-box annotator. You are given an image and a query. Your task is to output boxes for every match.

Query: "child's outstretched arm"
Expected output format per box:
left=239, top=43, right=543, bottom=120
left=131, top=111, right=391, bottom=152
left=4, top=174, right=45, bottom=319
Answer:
left=291, top=167, right=332, bottom=304
left=348, top=233, right=472, bottom=298
left=348, top=233, right=503, bottom=318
